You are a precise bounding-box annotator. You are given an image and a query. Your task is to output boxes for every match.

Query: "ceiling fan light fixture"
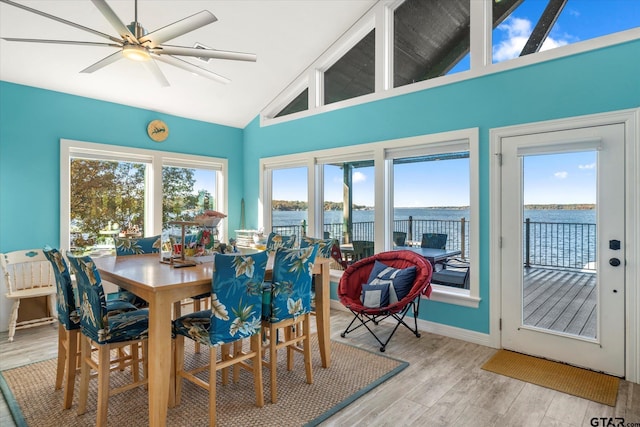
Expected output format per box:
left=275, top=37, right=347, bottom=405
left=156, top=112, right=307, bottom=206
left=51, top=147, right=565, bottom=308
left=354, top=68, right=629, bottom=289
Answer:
left=123, top=45, right=150, bottom=61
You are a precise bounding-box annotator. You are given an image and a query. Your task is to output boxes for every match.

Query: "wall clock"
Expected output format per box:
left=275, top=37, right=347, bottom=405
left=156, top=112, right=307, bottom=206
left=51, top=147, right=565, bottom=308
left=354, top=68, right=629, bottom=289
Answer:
left=147, top=120, right=169, bottom=142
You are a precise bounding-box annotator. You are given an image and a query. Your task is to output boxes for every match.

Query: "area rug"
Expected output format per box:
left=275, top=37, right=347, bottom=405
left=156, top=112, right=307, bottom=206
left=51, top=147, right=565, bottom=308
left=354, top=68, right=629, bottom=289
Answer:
left=0, top=336, right=407, bottom=427
left=482, top=350, right=619, bottom=406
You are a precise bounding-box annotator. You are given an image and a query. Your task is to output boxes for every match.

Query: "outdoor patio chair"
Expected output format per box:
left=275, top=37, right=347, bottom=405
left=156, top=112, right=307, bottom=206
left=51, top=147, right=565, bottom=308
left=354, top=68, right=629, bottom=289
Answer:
left=431, top=258, right=470, bottom=289
left=173, top=251, right=268, bottom=426
left=262, top=246, right=318, bottom=403
left=421, top=233, right=447, bottom=250
left=1, top=249, right=57, bottom=342
left=393, top=231, right=407, bottom=246
left=67, top=252, right=149, bottom=427
left=338, top=250, right=433, bottom=352
left=352, top=240, right=375, bottom=262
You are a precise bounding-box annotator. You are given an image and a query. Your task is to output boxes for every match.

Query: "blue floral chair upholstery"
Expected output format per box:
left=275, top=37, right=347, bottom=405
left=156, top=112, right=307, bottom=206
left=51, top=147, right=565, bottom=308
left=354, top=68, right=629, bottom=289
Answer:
left=300, top=236, right=335, bottom=259
left=262, top=245, right=318, bottom=403
left=45, top=247, right=139, bottom=410
left=173, top=251, right=269, bottom=425
left=266, top=232, right=297, bottom=251
left=66, top=252, right=149, bottom=427
left=112, top=235, right=162, bottom=308
left=43, top=247, right=80, bottom=410
left=113, top=235, right=161, bottom=255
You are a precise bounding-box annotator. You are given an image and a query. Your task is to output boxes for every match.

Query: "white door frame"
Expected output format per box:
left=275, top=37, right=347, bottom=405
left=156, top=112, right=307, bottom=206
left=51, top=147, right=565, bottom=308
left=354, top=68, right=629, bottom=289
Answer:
left=489, top=108, right=640, bottom=383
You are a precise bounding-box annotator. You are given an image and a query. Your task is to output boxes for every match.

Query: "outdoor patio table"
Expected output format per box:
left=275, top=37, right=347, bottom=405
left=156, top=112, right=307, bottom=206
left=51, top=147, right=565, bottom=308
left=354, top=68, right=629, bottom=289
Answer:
left=394, top=246, right=461, bottom=265
left=93, top=253, right=332, bottom=427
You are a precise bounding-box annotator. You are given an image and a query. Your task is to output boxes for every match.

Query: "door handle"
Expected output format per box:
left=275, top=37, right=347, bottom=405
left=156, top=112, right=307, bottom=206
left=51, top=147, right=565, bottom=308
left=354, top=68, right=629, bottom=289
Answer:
left=609, top=258, right=621, bottom=267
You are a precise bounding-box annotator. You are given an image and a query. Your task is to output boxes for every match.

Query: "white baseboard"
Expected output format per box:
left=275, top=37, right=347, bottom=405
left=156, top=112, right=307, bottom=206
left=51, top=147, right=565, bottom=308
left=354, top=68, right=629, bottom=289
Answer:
left=329, top=300, right=495, bottom=348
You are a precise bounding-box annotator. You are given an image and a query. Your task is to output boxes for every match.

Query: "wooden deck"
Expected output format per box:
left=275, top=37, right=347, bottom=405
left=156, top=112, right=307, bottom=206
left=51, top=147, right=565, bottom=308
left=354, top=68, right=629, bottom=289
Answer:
left=523, top=267, right=597, bottom=338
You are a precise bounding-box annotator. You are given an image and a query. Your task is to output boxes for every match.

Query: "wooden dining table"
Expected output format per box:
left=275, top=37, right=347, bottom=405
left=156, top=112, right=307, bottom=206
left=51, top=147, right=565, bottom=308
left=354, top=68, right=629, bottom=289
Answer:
left=93, top=253, right=332, bottom=427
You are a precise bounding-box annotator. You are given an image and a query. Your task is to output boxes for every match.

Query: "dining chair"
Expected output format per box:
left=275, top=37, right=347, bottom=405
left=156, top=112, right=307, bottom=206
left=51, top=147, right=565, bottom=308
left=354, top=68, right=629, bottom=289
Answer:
left=1, top=249, right=57, bottom=342
left=299, top=236, right=335, bottom=314
left=262, top=245, right=318, bottom=403
left=300, top=236, right=335, bottom=258
left=266, top=232, right=297, bottom=251
left=44, top=247, right=140, bottom=410
left=112, top=235, right=162, bottom=308
left=393, top=231, right=407, bottom=246
left=352, top=240, right=375, bottom=262
left=173, top=251, right=268, bottom=427
left=420, top=233, right=447, bottom=250
left=67, top=252, right=149, bottom=427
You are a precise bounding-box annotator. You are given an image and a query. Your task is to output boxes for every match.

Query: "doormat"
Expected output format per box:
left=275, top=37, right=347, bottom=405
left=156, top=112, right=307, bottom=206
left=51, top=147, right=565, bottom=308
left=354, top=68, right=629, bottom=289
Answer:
left=481, top=350, right=619, bottom=406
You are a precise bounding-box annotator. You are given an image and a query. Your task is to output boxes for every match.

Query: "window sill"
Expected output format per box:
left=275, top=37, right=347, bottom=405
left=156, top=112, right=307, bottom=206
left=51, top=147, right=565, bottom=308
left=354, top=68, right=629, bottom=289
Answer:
left=427, top=285, right=481, bottom=308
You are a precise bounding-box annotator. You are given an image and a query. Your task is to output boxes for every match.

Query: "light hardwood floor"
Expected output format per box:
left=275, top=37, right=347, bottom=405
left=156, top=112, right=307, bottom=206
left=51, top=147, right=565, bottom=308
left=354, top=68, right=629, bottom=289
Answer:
left=1, top=310, right=638, bottom=426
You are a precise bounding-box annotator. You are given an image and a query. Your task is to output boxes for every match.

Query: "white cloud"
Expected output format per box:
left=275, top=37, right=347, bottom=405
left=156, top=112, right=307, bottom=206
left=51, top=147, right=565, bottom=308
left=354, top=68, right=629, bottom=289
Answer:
left=352, top=171, right=367, bottom=183
left=554, top=171, right=569, bottom=179
left=579, top=163, right=596, bottom=170
left=493, top=16, right=571, bottom=62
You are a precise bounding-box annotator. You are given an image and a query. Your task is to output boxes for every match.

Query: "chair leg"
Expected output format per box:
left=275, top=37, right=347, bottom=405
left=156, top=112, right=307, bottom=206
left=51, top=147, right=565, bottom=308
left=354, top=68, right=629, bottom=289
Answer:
left=220, top=343, right=231, bottom=386
left=303, top=316, right=313, bottom=385
left=174, top=335, right=185, bottom=406
left=55, top=324, right=66, bottom=390
left=77, top=336, right=91, bottom=415
left=62, top=329, right=79, bottom=410
left=96, top=346, right=111, bottom=427
left=131, top=343, right=140, bottom=383
left=7, top=299, right=20, bottom=342
left=168, top=340, right=174, bottom=407
left=194, top=298, right=201, bottom=354
left=250, top=333, right=264, bottom=408
left=209, top=346, right=217, bottom=427
left=269, top=323, right=278, bottom=403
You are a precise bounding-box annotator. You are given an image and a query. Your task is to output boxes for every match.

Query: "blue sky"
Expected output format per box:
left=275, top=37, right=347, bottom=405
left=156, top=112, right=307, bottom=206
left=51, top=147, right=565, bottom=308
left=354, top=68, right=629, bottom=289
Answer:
left=211, top=1, right=638, bottom=207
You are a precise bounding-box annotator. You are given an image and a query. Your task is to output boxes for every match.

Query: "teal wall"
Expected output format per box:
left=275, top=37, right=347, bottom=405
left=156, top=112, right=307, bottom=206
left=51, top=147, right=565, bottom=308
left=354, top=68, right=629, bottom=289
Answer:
left=0, top=82, right=245, bottom=253
left=243, top=40, right=640, bottom=334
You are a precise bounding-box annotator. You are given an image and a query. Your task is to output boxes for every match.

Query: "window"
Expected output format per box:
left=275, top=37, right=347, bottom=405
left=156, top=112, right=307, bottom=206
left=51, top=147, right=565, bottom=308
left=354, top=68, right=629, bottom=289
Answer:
left=275, top=88, right=309, bottom=118
left=260, top=128, right=480, bottom=307
left=61, top=139, right=227, bottom=253
left=269, top=166, right=309, bottom=242
left=390, top=150, right=471, bottom=291
left=262, top=0, right=638, bottom=126
left=393, top=0, right=471, bottom=88
left=324, top=29, right=376, bottom=105
left=321, top=159, right=375, bottom=245
left=492, top=0, right=640, bottom=64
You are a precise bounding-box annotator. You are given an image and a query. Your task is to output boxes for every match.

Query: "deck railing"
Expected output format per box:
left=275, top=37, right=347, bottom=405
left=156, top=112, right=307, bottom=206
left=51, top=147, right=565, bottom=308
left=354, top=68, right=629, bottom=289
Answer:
left=273, top=217, right=597, bottom=271
left=524, top=219, right=596, bottom=271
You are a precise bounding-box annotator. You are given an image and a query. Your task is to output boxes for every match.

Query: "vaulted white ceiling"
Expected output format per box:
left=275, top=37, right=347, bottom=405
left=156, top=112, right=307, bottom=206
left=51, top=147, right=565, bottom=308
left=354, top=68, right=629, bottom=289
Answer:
left=0, top=0, right=376, bottom=128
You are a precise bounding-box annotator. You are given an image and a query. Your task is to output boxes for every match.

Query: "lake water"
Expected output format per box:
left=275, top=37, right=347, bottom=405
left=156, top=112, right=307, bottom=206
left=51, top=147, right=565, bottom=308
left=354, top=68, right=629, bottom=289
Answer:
left=273, top=208, right=597, bottom=268
left=273, top=208, right=596, bottom=226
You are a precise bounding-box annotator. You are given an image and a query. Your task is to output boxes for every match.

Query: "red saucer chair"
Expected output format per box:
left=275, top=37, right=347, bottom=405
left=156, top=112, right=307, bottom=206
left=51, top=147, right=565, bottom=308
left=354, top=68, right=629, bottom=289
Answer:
left=338, top=250, right=433, bottom=352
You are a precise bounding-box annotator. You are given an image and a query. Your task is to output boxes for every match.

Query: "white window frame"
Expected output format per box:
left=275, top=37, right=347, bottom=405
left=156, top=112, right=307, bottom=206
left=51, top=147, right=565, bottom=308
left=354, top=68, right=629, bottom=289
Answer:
left=60, top=139, right=228, bottom=252
left=259, top=128, right=480, bottom=308
left=261, top=0, right=639, bottom=126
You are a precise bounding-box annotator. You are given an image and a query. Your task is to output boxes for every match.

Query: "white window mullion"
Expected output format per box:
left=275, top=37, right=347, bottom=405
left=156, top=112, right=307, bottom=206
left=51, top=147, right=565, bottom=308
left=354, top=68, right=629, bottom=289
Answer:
left=470, top=0, right=491, bottom=71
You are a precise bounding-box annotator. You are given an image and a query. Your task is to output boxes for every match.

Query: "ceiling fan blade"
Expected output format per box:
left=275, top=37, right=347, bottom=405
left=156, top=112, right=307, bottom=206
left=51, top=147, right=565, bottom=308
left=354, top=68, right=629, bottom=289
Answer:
left=153, top=55, right=230, bottom=85
left=144, top=59, right=170, bottom=87
left=153, top=45, right=257, bottom=62
left=2, top=37, right=121, bottom=48
left=0, top=0, right=121, bottom=43
left=80, top=51, right=123, bottom=74
left=139, top=10, right=217, bottom=47
left=90, top=0, right=136, bottom=44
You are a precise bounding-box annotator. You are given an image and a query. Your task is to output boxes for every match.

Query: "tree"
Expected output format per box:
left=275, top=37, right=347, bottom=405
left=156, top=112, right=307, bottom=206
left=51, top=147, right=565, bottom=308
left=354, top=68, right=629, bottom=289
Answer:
left=162, top=167, right=197, bottom=227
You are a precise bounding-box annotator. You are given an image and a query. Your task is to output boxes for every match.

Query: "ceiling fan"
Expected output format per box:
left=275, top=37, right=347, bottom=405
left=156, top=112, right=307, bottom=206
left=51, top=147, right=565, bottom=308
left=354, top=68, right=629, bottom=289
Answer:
left=0, top=0, right=257, bottom=86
